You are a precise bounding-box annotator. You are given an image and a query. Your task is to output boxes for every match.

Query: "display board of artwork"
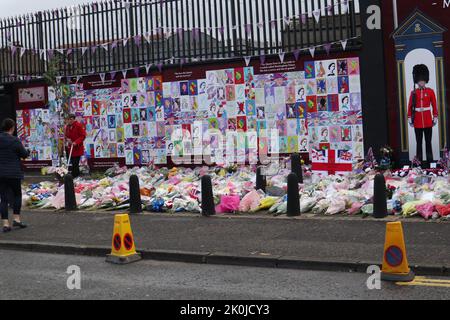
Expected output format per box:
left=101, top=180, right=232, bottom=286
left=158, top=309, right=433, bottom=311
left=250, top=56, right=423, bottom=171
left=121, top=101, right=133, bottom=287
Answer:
left=17, top=57, right=364, bottom=170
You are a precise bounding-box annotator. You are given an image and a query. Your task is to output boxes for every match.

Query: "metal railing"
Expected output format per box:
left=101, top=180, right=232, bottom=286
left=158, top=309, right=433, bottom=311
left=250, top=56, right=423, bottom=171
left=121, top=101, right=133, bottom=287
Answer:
left=0, top=0, right=361, bottom=83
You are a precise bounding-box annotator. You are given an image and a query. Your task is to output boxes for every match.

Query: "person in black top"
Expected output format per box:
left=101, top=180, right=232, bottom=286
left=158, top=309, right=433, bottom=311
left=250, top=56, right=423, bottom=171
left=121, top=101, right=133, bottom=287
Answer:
left=0, top=118, right=30, bottom=233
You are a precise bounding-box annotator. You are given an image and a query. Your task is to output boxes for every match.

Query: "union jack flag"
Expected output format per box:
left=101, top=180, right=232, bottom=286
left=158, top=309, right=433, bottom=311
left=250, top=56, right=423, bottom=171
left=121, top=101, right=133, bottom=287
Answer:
left=311, top=149, right=326, bottom=162
left=188, top=186, right=200, bottom=200
left=339, top=150, right=353, bottom=162
left=412, top=156, right=422, bottom=168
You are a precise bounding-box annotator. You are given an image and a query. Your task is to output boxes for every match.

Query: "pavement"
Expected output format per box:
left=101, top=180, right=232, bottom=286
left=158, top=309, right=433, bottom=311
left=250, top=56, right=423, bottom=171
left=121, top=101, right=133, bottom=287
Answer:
left=1, top=249, right=449, bottom=300
left=0, top=210, right=449, bottom=276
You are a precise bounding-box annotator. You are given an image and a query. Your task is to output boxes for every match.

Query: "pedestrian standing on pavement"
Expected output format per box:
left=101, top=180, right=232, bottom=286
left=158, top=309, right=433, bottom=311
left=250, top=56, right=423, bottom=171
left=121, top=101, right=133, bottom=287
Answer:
left=65, top=114, right=86, bottom=178
left=0, top=118, right=30, bottom=233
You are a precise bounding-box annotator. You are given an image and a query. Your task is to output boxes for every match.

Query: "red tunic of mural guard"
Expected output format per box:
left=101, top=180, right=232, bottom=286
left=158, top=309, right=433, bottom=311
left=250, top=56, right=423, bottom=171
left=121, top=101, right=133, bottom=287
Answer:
left=407, top=87, right=438, bottom=129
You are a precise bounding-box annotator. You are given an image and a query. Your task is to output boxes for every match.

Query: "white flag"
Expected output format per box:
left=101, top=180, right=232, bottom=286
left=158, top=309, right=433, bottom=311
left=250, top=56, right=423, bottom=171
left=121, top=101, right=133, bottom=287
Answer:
left=100, top=73, right=106, bottom=83
left=341, top=0, right=349, bottom=14
left=341, top=39, right=348, bottom=51
left=278, top=52, right=285, bottom=63
left=145, top=64, right=152, bottom=74
left=244, top=56, right=251, bottom=67
left=20, top=48, right=26, bottom=58
left=309, top=47, right=316, bottom=58
left=144, top=32, right=152, bottom=44
left=82, top=47, right=88, bottom=56
left=313, top=10, right=321, bottom=23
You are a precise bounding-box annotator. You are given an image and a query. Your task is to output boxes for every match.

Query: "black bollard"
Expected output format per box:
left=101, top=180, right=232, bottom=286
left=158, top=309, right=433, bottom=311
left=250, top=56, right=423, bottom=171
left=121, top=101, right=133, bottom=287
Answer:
left=287, top=173, right=301, bottom=217
left=291, top=153, right=304, bottom=183
left=256, top=167, right=266, bottom=192
left=129, top=175, right=143, bottom=214
left=201, top=175, right=216, bottom=216
left=373, top=174, right=388, bottom=219
left=64, top=174, right=77, bottom=211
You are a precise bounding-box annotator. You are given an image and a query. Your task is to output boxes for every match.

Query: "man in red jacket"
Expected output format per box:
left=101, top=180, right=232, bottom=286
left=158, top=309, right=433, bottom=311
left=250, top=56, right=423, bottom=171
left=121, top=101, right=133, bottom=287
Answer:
left=65, top=114, right=86, bottom=178
left=408, top=64, right=438, bottom=166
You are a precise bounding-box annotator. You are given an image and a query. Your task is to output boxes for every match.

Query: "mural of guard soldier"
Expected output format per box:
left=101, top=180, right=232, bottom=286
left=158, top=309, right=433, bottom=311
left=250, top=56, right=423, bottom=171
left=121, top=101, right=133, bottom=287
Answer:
left=407, top=64, right=439, bottom=167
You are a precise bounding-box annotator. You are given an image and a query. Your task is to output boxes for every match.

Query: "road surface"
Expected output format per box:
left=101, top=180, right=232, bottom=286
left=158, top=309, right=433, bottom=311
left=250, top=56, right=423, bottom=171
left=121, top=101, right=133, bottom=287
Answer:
left=0, top=250, right=448, bottom=300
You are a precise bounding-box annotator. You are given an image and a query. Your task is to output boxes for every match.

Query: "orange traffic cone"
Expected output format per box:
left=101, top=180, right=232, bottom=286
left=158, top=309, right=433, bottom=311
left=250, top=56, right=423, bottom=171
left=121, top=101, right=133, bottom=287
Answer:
left=106, top=214, right=141, bottom=265
left=381, top=222, right=415, bottom=282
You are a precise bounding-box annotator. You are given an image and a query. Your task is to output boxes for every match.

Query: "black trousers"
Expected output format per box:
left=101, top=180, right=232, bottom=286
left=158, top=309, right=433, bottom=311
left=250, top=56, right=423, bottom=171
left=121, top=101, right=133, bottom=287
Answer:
left=68, top=156, right=81, bottom=178
left=0, top=178, right=22, bottom=220
left=415, top=127, right=433, bottom=163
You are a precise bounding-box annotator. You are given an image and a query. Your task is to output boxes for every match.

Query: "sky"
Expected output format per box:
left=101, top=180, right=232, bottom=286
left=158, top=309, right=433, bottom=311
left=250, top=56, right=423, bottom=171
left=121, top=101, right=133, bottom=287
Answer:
left=0, top=0, right=94, bottom=18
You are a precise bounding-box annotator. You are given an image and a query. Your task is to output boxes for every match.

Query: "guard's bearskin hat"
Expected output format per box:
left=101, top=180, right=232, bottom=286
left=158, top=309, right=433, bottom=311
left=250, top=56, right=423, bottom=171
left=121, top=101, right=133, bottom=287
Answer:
left=413, top=64, right=430, bottom=84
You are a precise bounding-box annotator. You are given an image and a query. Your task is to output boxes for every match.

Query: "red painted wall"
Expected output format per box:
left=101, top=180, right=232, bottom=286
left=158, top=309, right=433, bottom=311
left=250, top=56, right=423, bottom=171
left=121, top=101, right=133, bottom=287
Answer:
left=382, top=0, right=450, bottom=154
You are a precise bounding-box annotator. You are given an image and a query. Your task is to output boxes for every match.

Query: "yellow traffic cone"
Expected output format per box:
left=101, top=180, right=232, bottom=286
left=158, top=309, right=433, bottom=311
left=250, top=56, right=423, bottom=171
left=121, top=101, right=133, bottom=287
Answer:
left=106, top=214, right=142, bottom=265
left=381, top=222, right=415, bottom=282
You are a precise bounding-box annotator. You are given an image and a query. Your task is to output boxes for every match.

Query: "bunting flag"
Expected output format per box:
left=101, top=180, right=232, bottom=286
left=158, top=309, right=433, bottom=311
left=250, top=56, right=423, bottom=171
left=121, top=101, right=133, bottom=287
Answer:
left=324, top=43, right=332, bottom=55
left=177, top=28, right=184, bottom=41
left=99, top=73, right=106, bottom=83
left=101, top=44, right=109, bottom=51
left=327, top=5, right=334, bottom=15
left=313, top=10, right=321, bottom=23
left=301, top=14, right=307, bottom=24
left=9, top=33, right=359, bottom=84
left=110, top=71, right=117, bottom=80
left=82, top=47, right=88, bottom=56
left=134, top=67, right=140, bottom=77
left=192, top=28, right=200, bottom=41
left=134, top=35, right=141, bottom=47
left=56, top=76, right=62, bottom=85
left=143, top=33, right=151, bottom=43
left=244, top=56, right=251, bottom=67
left=7, top=0, right=356, bottom=57
left=342, top=0, right=349, bottom=14
left=47, top=49, right=54, bottom=60
left=293, top=49, right=301, bottom=61
left=283, top=16, right=291, bottom=27
left=260, top=54, right=266, bottom=65
left=270, top=20, right=277, bottom=29
left=20, top=47, right=26, bottom=58
left=66, top=48, right=73, bottom=56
